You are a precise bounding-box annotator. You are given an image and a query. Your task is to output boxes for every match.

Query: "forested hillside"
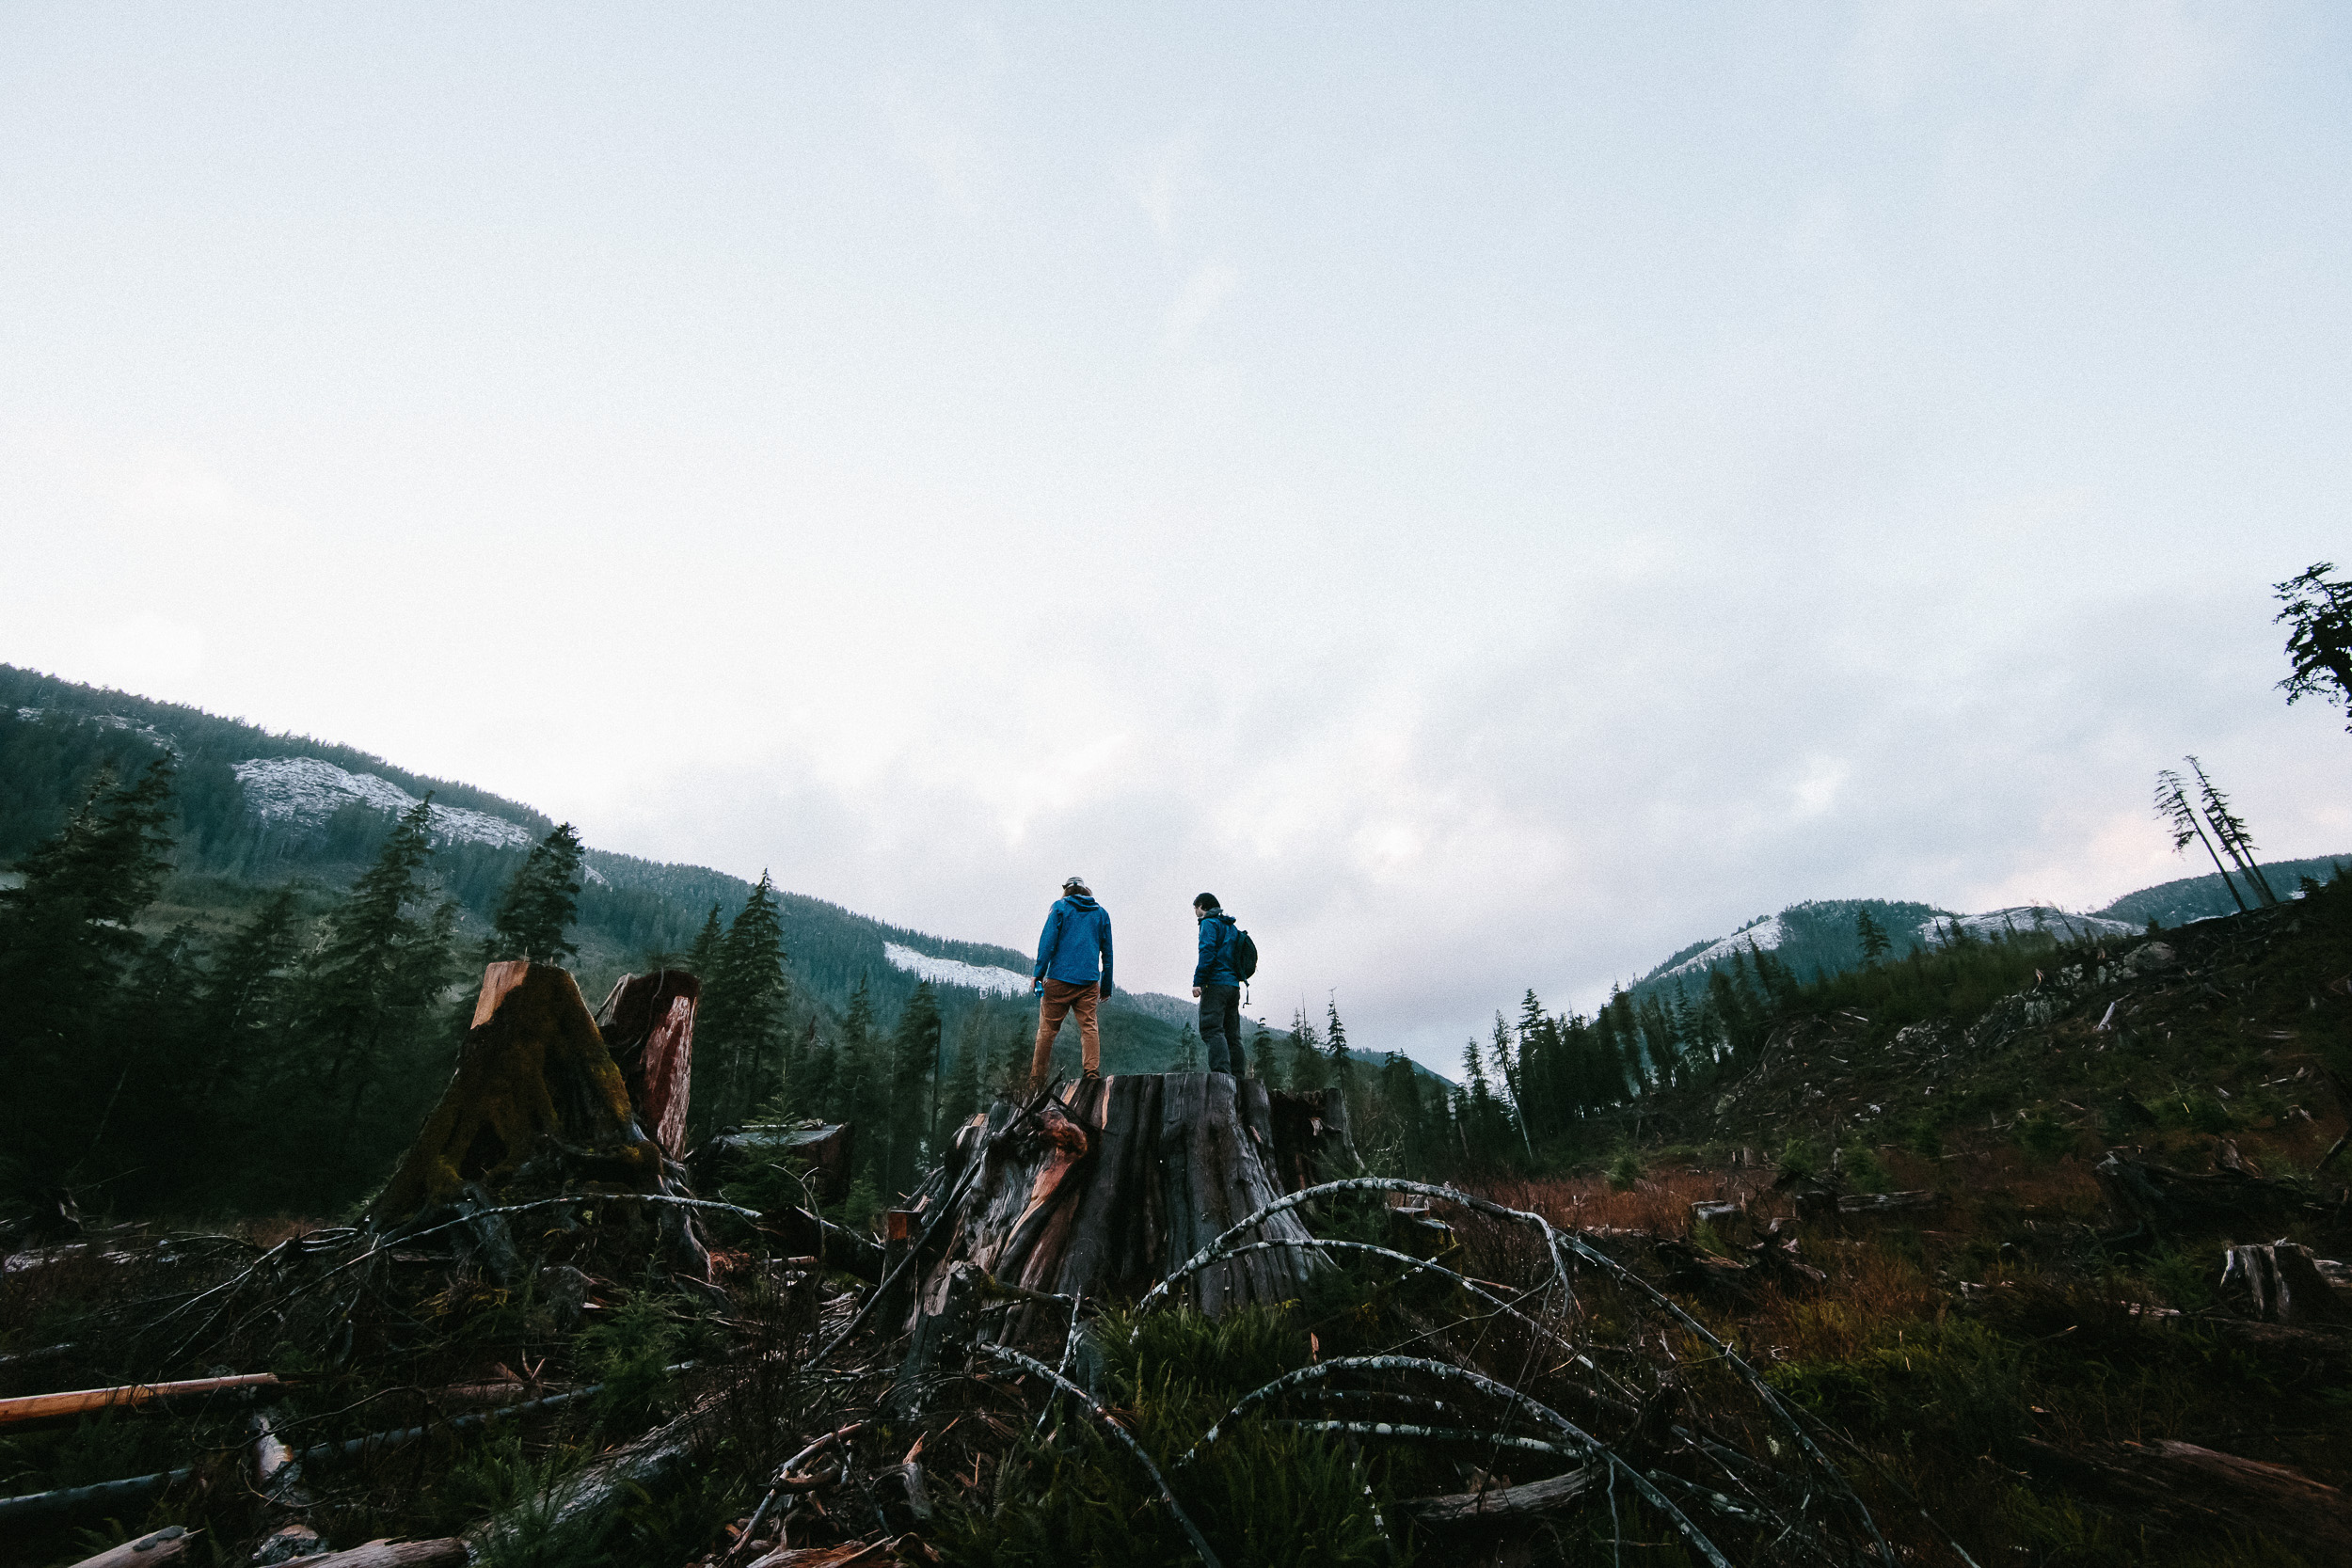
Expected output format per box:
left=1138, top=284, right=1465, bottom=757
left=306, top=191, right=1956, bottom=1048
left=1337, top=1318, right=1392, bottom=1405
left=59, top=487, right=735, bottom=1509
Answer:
left=0, top=669, right=1362, bottom=1218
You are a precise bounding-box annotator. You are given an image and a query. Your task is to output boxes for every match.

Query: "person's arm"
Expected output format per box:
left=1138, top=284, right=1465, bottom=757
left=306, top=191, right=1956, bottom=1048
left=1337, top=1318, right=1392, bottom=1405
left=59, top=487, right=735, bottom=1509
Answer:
left=1098, top=911, right=1113, bottom=997
left=1034, top=906, right=1063, bottom=989
left=1194, top=919, right=1216, bottom=989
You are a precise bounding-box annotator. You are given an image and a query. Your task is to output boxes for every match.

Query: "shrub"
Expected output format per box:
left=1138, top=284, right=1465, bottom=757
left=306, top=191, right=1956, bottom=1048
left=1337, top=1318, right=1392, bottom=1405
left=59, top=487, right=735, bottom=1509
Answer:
left=1778, top=1136, right=1823, bottom=1180
left=1839, top=1143, right=1892, bottom=1193
left=2014, top=1113, right=2076, bottom=1162
left=1607, top=1150, right=1645, bottom=1191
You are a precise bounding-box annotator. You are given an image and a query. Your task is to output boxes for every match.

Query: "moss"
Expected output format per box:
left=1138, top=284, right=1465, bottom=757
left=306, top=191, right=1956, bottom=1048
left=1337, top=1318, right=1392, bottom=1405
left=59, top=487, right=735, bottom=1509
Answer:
left=370, top=964, right=654, bottom=1222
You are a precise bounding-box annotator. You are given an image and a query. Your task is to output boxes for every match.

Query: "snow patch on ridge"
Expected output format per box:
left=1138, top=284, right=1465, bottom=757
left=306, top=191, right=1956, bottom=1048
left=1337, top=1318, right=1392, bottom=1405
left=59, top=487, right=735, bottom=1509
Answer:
left=882, top=942, right=1033, bottom=997
left=1657, top=915, right=1786, bottom=980
left=233, top=755, right=538, bottom=852
left=1918, top=907, right=2137, bottom=946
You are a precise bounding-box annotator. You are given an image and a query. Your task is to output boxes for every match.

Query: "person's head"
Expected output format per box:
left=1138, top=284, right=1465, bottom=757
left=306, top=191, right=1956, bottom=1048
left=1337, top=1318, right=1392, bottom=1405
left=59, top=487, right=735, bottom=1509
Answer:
left=1063, top=875, right=1091, bottom=897
left=1194, top=893, right=1220, bottom=916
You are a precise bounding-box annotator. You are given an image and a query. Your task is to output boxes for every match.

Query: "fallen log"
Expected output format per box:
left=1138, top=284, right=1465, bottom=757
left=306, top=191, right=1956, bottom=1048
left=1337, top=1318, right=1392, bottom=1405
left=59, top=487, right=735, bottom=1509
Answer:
left=1400, top=1467, right=1594, bottom=1527
left=1836, top=1190, right=1943, bottom=1215
left=0, top=1372, right=279, bottom=1426
left=64, top=1526, right=197, bottom=1568
left=271, top=1543, right=466, bottom=1568
left=2021, top=1436, right=2352, bottom=1555
left=2092, top=1152, right=2313, bottom=1233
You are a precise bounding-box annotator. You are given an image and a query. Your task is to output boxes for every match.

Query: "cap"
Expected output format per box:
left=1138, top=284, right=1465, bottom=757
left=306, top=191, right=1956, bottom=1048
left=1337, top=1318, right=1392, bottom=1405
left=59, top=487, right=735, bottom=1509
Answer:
left=1063, top=874, right=1089, bottom=891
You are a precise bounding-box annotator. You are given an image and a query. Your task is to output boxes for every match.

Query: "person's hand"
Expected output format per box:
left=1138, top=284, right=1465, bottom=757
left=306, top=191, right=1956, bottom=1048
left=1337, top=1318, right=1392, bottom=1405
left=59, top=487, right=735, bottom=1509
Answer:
left=1099, top=982, right=1111, bottom=998
left=1032, top=979, right=1043, bottom=994
left=1191, top=986, right=1202, bottom=998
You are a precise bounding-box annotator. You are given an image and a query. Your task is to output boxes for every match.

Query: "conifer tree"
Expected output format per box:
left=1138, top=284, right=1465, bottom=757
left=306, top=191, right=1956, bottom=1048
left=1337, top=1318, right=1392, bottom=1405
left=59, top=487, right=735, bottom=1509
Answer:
left=1175, top=1025, right=1201, bottom=1071
left=2274, top=561, right=2352, bottom=731
left=1377, top=1051, right=1426, bottom=1165
left=1287, top=1008, right=1327, bottom=1090
left=703, top=871, right=790, bottom=1123
left=687, top=904, right=725, bottom=979
left=2185, top=756, right=2278, bottom=906
left=1325, top=997, right=1354, bottom=1082
left=1249, top=1022, right=1279, bottom=1085
left=886, top=981, right=941, bottom=1193
left=1854, top=907, right=1891, bottom=966
left=193, top=887, right=303, bottom=1111
left=294, top=798, right=457, bottom=1132
left=485, top=822, right=585, bottom=964
left=2154, top=768, right=2247, bottom=912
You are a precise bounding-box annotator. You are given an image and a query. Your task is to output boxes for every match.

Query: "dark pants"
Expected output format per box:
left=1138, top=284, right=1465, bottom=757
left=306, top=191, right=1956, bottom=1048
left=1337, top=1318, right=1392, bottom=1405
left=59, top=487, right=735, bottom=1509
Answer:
left=1198, top=983, right=1242, bottom=1075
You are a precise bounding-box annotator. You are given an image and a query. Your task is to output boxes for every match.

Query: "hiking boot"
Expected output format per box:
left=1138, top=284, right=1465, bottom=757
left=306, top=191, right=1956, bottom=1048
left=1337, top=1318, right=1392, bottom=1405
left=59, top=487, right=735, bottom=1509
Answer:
left=1080, top=1068, right=1102, bottom=1084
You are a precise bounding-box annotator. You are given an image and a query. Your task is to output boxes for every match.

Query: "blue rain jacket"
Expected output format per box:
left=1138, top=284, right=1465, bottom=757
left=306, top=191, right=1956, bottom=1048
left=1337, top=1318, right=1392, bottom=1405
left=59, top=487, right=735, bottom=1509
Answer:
left=1193, top=911, right=1239, bottom=988
left=1034, top=894, right=1114, bottom=992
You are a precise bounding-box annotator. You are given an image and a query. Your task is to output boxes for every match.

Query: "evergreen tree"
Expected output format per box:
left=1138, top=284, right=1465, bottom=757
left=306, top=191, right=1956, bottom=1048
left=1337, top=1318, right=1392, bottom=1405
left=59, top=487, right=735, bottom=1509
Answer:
left=2274, top=561, right=2352, bottom=732
left=702, top=871, right=790, bottom=1124
left=1287, top=1008, right=1327, bottom=1090
left=1325, top=997, right=1355, bottom=1084
left=193, top=887, right=303, bottom=1113
left=1175, top=1025, right=1202, bottom=1071
left=1248, top=1022, right=1279, bottom=1085
left=294, top=798, right=456, bottom=1134
left=485, top=822, right=585, bottom=963
left=1854, top=907, right=1891, bottom=966
left=1489, top=1011, right=1534, bottom=1155
left=2186, top=756, right=2278, bottom=906
left=885, top=982, right=942, bottom=1194
left=2154, top=768, right=2249, bottom=913
left=1376, top=1052, right=1427, bottom=1168
left=941, top=1010, right=984, bottom=1132
left=687, top=904, right=725, bottom=979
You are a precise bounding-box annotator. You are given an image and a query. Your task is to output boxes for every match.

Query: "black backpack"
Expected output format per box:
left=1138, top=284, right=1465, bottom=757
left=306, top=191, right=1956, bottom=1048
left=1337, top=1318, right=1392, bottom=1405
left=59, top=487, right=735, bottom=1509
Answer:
left=1226, top=924, right=1259, bottom=983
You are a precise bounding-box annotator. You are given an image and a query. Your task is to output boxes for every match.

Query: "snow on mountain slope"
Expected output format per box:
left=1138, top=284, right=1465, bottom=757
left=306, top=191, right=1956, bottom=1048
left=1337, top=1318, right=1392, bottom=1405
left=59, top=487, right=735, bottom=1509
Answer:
left=882, top=942, right=1033, bottom=998
left=233, top=755, right=552, bottom=858
left=1916, top=907, right=2137, bottom=946
left=1656, top=915, right=1785, bottom=980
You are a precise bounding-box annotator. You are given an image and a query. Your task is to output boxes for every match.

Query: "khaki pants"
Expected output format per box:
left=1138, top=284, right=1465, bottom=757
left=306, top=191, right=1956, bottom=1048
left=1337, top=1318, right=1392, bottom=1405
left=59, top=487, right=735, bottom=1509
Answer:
left=1028, top=979, right=1101, bottom=1085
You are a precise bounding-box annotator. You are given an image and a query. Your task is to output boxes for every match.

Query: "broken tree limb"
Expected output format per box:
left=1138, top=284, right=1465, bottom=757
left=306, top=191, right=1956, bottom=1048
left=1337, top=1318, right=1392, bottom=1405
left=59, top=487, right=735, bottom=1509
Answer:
left=1399, top=1467, right=1595, bottom=1527
left=0, top=1372, right=279, bottom=1425
left=272, top=1544, right=467, bottom=1568
left=63, top=1526, right=198, bottom=1568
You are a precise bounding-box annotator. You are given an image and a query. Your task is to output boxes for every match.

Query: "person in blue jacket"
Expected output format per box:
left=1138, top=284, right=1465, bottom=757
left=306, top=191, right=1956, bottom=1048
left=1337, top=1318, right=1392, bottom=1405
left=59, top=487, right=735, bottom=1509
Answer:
left=1028, top=875, right=1113, bottom=1088
left=1190, top=893, right=1242, bottom=1075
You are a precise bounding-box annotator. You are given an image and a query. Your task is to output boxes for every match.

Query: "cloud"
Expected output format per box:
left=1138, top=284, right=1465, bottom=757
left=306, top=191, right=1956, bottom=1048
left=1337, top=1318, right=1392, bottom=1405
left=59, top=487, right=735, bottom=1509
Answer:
left=1163, top=260, right=1239, bottom=349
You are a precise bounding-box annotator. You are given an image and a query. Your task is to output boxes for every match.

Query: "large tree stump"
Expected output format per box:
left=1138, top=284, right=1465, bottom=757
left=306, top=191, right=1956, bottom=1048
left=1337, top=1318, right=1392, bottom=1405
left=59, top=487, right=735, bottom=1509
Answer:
left=596, top=970, right=698, bottom=1158
left=366, top=964, right=707, bottom=1278
left=909, top=1073, right=1357, bottom=1327
left=369, top=963, right=659, bottom=1222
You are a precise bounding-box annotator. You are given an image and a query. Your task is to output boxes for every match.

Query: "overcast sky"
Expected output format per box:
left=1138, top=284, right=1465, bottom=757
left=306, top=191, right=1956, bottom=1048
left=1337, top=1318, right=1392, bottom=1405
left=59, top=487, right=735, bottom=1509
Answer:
left=4, top=4, right=2347, bottom=1068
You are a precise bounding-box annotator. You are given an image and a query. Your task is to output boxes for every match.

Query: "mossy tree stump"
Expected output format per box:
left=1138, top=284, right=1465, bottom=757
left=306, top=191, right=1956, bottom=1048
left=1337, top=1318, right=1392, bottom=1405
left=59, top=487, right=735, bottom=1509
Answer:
left=367, top=963, right=708, bottom=1277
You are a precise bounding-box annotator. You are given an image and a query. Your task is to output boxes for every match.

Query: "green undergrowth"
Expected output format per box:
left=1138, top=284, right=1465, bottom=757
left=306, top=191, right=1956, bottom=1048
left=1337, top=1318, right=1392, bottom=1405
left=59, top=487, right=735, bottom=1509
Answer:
left=936, top=1305, right=1405, bottom=1568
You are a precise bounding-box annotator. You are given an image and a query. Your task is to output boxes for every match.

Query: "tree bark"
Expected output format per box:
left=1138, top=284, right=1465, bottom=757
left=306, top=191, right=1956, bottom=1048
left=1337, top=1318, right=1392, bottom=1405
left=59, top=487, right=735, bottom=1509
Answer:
left=910, top=1073, right=1358, bottom=1327
left=596, top=971, right=699, bottom=1158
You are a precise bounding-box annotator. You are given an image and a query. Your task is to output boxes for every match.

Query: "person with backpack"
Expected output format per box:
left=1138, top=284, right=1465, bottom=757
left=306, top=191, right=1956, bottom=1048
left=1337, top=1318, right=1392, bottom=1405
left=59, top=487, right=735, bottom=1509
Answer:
left=1029, top=875, right=1114, bottom=1088
left=1190, top=893, right=1255, bottom=1077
